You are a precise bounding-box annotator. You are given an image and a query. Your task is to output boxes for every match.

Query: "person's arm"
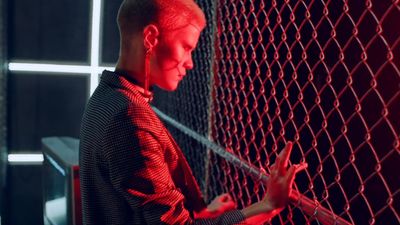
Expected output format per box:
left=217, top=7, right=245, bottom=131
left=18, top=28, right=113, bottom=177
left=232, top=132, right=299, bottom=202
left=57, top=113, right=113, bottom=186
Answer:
left=241, top=142, right=308, bottom=224
left=196, top=142, right=307, bottom=224
left=103, top=110, right=245, bottom=224
left=194, top=193, right=237, bottom=218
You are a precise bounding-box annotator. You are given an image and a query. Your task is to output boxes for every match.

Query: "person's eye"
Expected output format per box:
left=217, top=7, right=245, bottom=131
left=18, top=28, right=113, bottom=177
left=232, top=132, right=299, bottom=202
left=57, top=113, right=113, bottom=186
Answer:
left=184, top=45, right=193, bottom=51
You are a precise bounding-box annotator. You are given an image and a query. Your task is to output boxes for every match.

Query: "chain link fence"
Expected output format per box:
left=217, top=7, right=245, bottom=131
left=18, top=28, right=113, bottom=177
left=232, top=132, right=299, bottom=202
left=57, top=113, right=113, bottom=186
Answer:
left=152, top=0, right=217, bottom=193
left=153, top=0, right=400, bottom=224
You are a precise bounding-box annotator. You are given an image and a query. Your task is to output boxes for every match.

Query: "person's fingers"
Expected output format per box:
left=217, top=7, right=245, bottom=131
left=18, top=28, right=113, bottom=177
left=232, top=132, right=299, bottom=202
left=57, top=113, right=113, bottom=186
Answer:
left=224, top=199, right=236, bottom=210
left=285, top=166, right=296, bottom=187
left=220, top=193, right=231, bottom=202
left=297, top=162, right=308, bottom=172
left=277, top=141, right=293, bottom=172
left=221, top=194, right=230, bottom=202
left=286, top=162, right=308, bottom=185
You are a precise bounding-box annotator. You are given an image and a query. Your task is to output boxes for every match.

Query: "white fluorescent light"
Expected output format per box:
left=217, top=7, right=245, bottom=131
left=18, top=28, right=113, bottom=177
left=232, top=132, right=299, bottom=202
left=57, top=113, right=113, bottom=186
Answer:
left=8, top=153, right=44, bottom=164
left=98, top=66, right=114, bottom=72
left=90, top=0, right=102, bottom=68
left=8, top=63, right=93, bottom=74
left=8, top=62, right=113, bottom=74
left=90, top=0, right=103, bottom=95
left=90, top=72, right=99, bottom=95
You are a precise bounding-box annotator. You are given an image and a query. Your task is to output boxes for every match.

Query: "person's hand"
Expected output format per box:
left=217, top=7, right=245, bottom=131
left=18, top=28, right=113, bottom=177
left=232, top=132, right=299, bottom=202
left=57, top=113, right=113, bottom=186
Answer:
left=262, top=141, right=308, bottom=211
left=207, top=193, right=236, bottom=214
left=194, top=193, right=236, bottom=218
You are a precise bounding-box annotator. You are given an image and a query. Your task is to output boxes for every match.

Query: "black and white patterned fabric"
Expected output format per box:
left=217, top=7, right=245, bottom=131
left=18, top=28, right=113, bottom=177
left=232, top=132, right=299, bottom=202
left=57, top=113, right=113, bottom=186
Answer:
left=79, top=70, right=245, bottom=224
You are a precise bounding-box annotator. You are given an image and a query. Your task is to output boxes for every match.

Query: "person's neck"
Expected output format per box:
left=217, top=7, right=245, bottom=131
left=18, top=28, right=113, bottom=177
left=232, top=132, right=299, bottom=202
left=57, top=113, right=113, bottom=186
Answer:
left=114, top=64, right=154, bottom=102
left=115, top=58, right=146, bottom=88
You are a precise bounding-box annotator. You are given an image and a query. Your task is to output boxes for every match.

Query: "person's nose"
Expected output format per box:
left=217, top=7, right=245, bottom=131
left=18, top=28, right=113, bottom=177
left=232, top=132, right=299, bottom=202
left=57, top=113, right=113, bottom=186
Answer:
left=183, top=53, right=194, bottom=70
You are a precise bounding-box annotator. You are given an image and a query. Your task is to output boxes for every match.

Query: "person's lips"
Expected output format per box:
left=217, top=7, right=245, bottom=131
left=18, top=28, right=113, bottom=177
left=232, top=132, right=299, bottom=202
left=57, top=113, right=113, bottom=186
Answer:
left=178, top=74, right=186, bottom=80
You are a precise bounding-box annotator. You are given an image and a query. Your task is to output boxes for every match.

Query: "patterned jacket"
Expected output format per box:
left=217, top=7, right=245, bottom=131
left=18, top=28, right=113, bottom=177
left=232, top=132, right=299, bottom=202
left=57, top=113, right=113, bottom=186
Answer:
left=79, top=70, right=245, bottom=224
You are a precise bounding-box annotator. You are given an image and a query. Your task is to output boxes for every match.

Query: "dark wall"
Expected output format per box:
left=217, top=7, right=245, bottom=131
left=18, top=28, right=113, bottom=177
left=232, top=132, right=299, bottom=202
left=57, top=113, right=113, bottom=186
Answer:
left=8, top=73, right=88, bottom=151
left=0, top=0, right=8, bottom=222
left=7, top=0, right=90, bottom=62
left=5, top=0, right=94, bottom=224
left=101, top=0, right=123, bottom=64
left=7, top=1, right=90, bottom=154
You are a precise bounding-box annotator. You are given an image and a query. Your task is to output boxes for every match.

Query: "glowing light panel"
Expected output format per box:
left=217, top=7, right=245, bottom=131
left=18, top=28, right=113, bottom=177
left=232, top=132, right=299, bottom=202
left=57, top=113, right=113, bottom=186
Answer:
left=7, top=0, right=108, bottom=164
left=8, top=154, right=44, bottom=164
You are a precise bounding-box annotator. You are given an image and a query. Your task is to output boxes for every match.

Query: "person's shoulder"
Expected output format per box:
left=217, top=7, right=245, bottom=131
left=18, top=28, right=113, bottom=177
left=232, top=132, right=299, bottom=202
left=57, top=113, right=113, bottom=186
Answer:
left=88, top=80, right=164, bottom=133
left=126, top=101, right=163, bottom=131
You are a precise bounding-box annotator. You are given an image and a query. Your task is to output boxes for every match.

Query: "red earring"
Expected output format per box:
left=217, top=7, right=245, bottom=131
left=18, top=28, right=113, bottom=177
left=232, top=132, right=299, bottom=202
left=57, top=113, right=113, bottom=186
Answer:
left=144, top=47, right=152, bottom=97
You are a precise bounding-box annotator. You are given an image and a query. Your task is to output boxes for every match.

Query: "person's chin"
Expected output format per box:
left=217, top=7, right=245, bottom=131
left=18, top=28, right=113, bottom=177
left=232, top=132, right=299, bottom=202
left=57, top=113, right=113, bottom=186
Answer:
left=158, top=82, right=179, bottom=92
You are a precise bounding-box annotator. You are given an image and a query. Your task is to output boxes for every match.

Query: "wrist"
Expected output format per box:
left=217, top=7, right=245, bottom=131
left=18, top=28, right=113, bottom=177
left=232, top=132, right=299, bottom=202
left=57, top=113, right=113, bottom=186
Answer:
left=259, top=200, right=284, bottom=215
left=241, top=200, right=283, bottom=218
left=194, top=208, right=209, bottom=219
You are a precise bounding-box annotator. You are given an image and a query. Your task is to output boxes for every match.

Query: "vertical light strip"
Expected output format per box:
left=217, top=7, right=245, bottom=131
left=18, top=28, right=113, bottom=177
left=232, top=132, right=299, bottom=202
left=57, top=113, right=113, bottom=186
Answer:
left=90, top=0, right=103, bottom=95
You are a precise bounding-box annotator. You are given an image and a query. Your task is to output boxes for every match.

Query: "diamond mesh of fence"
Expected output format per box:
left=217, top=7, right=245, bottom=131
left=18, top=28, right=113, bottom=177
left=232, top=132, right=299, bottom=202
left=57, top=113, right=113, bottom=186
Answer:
left=153, top=1, right=400, bottom=224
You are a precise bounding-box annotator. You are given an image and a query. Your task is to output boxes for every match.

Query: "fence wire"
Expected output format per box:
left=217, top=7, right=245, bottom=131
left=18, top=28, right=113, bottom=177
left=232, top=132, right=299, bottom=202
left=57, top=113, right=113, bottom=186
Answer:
left=152, top=0, right=217, bottom=193
left=154, top=0, right=400, bottom=224
left=210, top=0, right=399, bottom=224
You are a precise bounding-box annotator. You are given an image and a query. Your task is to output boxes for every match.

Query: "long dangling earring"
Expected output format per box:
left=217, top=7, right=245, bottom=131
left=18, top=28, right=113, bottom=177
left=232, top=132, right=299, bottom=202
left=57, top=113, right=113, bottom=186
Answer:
left=144, top=47, right=152, bottom=97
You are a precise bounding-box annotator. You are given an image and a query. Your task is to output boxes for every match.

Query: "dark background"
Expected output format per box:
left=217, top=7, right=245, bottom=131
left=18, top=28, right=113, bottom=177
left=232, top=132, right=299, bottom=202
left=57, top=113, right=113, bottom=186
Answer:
left=3, top=0, right=123, bottom=224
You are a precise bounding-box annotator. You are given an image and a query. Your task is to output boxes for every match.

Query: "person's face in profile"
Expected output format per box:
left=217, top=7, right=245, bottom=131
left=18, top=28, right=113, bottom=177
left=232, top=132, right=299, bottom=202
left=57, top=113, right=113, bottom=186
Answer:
left=151, top=24, right=202, bottom=91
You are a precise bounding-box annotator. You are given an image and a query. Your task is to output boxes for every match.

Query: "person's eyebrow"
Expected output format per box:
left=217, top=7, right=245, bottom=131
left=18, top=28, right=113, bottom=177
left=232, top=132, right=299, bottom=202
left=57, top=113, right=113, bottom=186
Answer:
left=183, top=41, right=195, bottom=50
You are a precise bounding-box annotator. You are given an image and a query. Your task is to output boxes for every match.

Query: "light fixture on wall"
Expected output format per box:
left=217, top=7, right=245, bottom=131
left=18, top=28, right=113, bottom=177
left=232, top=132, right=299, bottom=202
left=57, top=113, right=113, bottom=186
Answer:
left=7, top=153, right=43, bottom=165
left=7, top=0, right=107, bottom=164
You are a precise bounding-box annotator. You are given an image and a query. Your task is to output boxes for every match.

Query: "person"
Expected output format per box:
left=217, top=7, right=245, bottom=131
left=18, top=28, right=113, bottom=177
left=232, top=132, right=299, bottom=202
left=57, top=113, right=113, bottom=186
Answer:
left=79, top=0, right=308, bottom=224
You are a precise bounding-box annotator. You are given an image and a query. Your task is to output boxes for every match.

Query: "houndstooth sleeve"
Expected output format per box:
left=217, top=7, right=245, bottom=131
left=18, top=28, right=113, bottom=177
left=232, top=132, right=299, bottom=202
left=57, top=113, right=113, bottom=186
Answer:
left=102, top=108, right=246, bottom=225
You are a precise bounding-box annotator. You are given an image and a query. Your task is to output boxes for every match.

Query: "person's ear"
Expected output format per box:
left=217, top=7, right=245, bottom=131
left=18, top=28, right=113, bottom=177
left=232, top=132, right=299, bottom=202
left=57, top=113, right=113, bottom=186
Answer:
left=143, top=24, right=159, bottom=50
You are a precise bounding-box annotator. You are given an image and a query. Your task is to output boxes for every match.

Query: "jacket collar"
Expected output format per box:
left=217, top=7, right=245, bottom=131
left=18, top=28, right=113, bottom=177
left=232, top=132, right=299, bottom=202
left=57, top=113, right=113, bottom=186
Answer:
left=101, top=70, right=153, bottom=103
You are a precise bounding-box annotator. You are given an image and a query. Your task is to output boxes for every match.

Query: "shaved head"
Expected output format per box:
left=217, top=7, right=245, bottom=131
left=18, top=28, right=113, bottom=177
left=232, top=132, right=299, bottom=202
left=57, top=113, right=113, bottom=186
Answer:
left=115, top=0, right=206, bottom=90
left=117, top=0, right=206, bottom=38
